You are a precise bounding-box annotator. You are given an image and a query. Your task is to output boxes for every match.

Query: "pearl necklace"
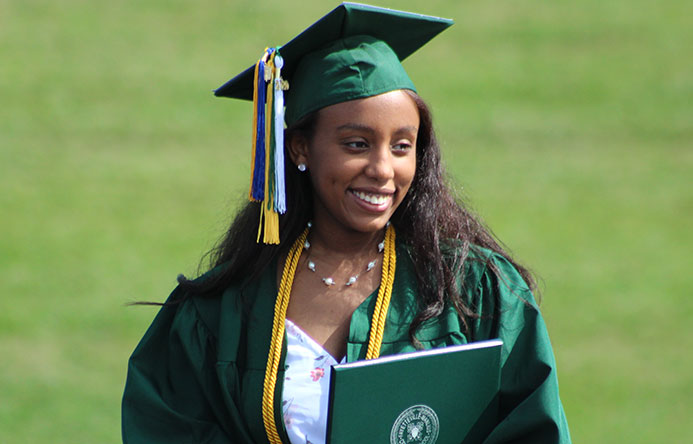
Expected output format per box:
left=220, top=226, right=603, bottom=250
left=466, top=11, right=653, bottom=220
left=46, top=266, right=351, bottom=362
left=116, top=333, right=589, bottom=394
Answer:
left=303, top=223, right=386, bottom=287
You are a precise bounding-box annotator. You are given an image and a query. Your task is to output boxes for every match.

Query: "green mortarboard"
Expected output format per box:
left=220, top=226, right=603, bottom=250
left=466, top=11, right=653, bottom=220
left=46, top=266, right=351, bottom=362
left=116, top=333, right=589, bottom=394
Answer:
left=214, top=3, right=452, bottom=244
left=215, top=2, right=453, bottom=125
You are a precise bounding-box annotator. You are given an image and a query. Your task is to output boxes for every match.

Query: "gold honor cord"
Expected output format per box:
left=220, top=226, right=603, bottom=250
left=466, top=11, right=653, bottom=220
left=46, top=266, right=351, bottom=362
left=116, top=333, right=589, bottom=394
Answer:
left=262, top=225, right=397, bottom=444
left=364, top=224, right=396, bottom=360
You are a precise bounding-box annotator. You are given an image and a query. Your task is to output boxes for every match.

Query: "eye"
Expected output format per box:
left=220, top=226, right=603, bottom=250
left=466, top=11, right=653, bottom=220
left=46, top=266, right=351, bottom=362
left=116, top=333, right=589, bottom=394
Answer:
left=344, top=140, right=369, bottom=150
left=391, top=142, right=414, bottom=154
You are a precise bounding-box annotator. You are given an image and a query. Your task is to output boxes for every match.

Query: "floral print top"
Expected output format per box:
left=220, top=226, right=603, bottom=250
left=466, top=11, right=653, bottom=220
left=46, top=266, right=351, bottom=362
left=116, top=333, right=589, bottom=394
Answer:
left=282, top=319, right=346, bottom=444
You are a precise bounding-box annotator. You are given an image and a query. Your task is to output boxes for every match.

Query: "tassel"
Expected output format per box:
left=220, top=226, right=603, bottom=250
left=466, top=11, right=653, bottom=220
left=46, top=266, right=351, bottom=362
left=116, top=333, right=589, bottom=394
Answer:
left=262, top=52, right=278, bottom=244
left=248, top=47, right=286, bottom=245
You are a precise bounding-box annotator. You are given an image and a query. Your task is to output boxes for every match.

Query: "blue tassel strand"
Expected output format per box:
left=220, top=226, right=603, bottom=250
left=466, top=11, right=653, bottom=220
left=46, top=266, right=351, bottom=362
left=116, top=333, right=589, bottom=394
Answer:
left=251, top=57, right=267, bottom=201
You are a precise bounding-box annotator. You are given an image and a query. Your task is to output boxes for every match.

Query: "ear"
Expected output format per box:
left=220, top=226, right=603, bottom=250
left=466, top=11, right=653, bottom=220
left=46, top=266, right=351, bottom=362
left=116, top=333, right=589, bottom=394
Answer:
left=285, top=131, right=309, bottom=168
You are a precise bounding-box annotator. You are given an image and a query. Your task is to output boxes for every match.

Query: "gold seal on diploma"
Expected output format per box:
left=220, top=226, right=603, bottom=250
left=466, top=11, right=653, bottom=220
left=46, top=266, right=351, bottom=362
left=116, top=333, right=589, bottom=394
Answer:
left=390, top=404, right=440, bottom=444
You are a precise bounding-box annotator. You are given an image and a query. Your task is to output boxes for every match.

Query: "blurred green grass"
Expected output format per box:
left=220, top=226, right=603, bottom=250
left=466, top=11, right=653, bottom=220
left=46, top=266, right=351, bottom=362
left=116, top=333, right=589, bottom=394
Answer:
left=1, top=0, right=691, bottom=442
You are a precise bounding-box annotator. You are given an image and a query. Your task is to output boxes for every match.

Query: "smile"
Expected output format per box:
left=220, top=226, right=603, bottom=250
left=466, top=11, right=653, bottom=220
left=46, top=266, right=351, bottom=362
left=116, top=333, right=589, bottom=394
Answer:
left=351, top=190, right=392, bottom=206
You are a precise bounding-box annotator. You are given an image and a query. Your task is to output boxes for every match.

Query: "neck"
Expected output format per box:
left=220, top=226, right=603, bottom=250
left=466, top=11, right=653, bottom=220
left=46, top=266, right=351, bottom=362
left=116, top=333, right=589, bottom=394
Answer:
left=308, top=222, right=385, bottom=258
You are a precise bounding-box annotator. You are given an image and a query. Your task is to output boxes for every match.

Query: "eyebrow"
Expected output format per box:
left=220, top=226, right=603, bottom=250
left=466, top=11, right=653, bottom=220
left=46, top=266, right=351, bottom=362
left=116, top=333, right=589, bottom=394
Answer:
left=336, top=123, right=374, bottom=133
left=336, top=123, right=418, bottom=134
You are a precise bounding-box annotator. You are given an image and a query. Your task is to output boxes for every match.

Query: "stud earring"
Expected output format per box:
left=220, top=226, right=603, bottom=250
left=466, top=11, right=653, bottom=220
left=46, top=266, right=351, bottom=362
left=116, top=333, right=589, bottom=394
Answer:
left=297, top=163, right=307, bottom=172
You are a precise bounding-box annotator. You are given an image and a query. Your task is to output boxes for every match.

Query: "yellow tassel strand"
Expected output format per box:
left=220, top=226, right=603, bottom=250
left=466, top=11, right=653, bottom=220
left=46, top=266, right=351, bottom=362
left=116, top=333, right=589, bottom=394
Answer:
left=256, top=204, right=280, bottom=244
left=261, top=224, right=397, bottom=443
left=256, top=205, right=264, bottom=243
left=263, top=208, right=280, bottom=244
left=249, top=58, right=261, bottom=201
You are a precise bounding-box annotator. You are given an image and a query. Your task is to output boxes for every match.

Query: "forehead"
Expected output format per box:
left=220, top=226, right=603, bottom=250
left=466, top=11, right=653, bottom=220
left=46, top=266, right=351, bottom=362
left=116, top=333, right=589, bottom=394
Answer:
left=314, top=90, right=420, bottom=130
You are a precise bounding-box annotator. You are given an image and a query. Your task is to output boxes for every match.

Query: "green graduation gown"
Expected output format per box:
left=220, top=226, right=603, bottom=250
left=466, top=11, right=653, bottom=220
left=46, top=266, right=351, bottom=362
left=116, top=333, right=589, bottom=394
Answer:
left=122, top=244, right=571, bottom=443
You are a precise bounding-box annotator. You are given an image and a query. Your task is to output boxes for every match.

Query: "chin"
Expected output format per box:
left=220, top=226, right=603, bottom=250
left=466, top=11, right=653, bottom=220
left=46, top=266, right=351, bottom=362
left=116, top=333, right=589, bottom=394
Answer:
left=346, top=215, right=392, bottom=233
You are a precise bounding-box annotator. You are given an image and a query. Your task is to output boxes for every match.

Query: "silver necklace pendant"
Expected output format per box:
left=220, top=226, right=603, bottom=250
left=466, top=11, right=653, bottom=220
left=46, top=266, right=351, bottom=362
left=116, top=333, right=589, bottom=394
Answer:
left=308, top=258, right=378, bottom=287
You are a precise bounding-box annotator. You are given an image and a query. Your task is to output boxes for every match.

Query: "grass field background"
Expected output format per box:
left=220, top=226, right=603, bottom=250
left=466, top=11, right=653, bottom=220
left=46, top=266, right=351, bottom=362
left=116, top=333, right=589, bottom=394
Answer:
left=1, top=0, right=691, bottom=442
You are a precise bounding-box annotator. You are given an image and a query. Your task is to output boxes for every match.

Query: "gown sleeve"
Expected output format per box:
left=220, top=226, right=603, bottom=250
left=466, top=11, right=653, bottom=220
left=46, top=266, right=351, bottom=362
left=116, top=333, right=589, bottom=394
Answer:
left=471, top=253, right=572, bottom=444
left=121, top=289, right=235, bottom=444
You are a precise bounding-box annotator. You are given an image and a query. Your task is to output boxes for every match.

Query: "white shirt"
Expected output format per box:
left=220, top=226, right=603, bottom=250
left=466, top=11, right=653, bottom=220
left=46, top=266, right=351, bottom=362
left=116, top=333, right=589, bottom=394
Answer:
left=282, top=319, right=346, bottom=444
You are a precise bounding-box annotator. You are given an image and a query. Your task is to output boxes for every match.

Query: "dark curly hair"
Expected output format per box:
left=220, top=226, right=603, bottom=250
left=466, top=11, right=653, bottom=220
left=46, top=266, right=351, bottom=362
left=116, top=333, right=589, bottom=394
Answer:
left=177, top=90, right=536, bottom=345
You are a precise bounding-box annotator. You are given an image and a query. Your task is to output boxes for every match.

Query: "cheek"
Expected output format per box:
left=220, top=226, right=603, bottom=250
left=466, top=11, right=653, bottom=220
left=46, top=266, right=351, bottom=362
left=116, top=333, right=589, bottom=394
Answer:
left=307, top=159, right=347, bottom=201
left=397, top=155, right=417, bottom=190
left=310, top=161, right=341, bottom=189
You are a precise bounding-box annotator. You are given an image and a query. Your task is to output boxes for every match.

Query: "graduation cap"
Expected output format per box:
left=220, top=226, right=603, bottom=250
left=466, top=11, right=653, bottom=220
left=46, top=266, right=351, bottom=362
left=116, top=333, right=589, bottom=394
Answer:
left=214, top=2, right=453, bottom=244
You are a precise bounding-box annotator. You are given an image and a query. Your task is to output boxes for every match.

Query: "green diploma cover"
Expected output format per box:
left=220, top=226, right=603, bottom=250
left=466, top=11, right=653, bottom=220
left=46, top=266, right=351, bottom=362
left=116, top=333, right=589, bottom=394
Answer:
left=327, top=339, right=503, bottom=444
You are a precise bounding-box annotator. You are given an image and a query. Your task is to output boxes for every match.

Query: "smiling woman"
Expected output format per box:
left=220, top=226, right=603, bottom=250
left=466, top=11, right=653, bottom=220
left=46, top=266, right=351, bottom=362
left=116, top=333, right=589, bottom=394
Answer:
left=281, top=90, right=420, bottom=362
left=122, top=3, right=571, bottom=444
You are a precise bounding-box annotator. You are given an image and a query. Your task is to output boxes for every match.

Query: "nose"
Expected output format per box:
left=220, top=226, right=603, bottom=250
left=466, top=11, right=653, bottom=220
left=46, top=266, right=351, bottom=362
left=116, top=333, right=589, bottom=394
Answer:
left=365, top=145, right=395, bottom=182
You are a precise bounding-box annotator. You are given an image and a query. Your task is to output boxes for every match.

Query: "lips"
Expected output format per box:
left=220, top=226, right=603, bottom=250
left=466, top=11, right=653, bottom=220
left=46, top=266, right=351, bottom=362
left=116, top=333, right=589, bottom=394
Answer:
left=350, top=189, right=393, bottom=206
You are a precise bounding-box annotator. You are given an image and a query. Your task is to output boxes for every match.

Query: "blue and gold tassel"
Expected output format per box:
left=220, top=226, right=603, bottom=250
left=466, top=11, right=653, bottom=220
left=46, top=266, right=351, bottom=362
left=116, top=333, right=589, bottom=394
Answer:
left=249, top=48, right=289, bottom=244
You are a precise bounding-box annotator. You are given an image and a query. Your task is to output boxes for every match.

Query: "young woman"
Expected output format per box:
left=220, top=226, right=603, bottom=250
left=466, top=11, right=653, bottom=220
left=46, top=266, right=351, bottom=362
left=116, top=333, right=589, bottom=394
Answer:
left=122, top=4, right=571, bottom=443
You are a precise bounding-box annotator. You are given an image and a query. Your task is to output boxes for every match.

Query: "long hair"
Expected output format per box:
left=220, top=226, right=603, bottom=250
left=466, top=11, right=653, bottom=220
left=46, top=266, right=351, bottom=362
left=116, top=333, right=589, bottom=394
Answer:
left=178, top=90, right=536, bottom=343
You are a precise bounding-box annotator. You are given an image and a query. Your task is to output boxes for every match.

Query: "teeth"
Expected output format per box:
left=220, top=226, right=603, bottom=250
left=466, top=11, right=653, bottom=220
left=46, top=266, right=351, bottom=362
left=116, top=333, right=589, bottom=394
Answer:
left=353, top=190, right=391, bottom=205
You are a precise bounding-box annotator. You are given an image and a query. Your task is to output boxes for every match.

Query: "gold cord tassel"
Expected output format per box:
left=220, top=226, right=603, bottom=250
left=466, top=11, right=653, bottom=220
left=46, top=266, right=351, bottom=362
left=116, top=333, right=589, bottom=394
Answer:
left=262, top=229, right=308, bottom=443
left=261, top=225, right=397, bottom=442
left=365, top=225, right=396, bottom=359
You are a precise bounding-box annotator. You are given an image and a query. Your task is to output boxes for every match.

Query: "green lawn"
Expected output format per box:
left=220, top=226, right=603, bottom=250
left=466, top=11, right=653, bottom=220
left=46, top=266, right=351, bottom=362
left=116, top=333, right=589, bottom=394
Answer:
left=1, top=0, right=691, bottom=442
